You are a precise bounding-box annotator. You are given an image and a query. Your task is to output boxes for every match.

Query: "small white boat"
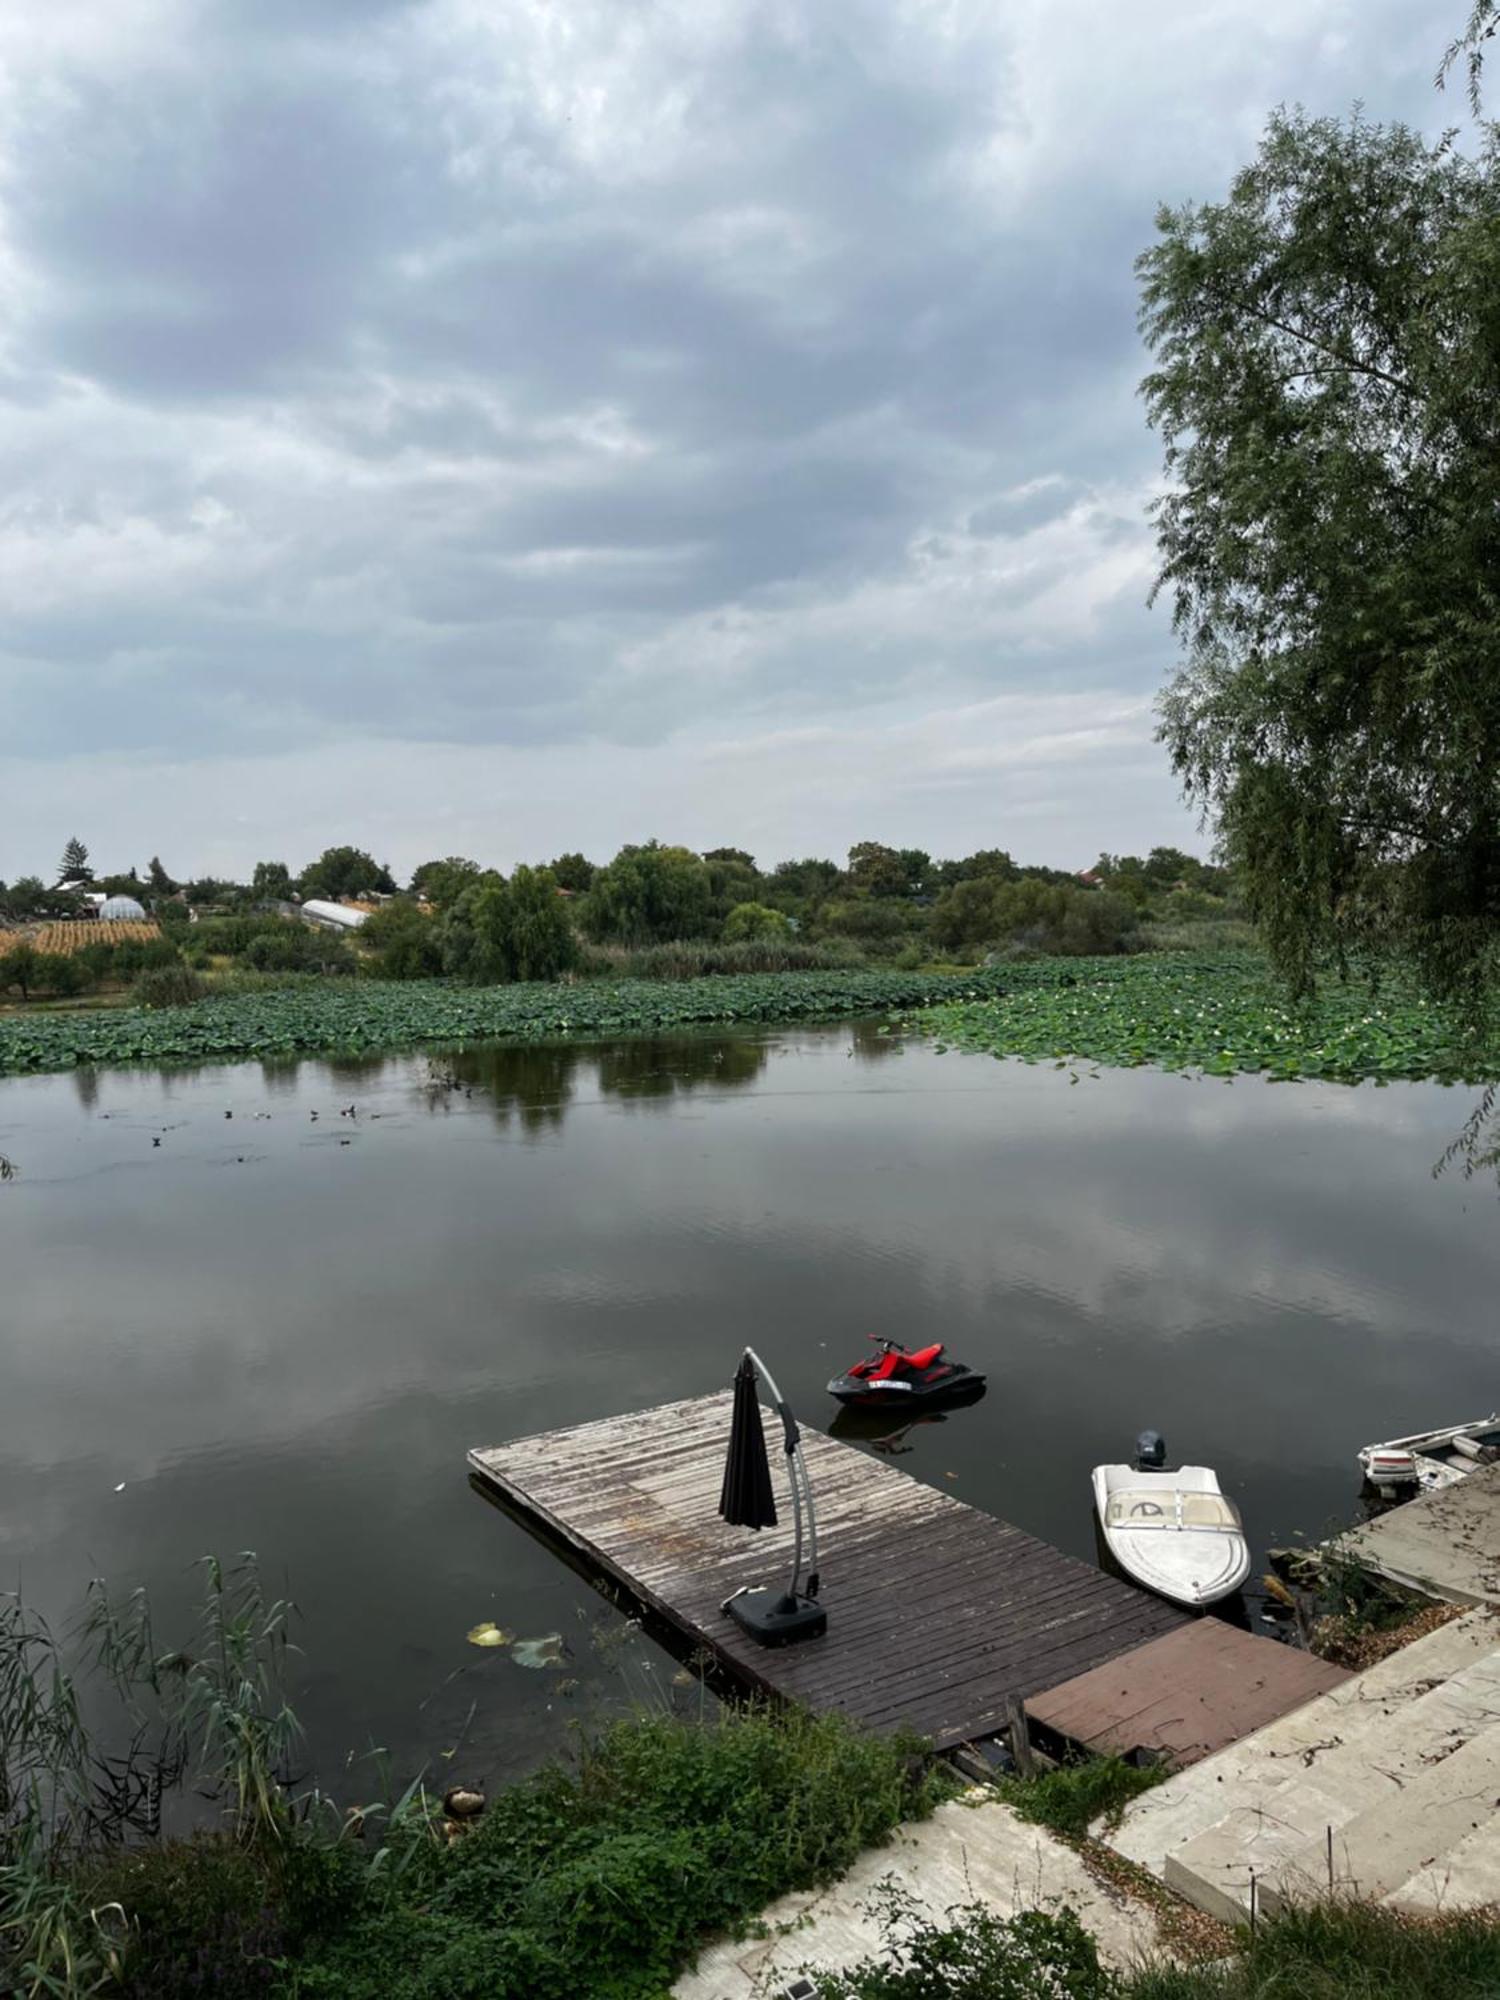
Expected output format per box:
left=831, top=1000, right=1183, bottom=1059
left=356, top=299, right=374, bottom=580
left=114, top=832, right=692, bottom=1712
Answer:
left=1358, top=1415, right=1500, bottom=1499
left=1093, top=1433, right=1250, bottom=1608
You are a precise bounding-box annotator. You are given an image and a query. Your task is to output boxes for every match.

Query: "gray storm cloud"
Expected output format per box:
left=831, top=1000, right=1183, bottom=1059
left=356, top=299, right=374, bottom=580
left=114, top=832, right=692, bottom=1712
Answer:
left=0, top=0, right=1445, bottom=876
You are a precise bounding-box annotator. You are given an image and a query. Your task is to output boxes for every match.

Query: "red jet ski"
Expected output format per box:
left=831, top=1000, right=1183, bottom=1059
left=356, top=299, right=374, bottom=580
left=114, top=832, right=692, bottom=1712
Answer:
left=827, top=1336, right=987, bottom=1411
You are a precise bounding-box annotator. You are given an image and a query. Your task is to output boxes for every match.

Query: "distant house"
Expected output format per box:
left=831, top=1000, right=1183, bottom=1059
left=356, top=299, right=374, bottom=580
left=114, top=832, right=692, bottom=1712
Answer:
left=300, top=899, right=370, bottom=932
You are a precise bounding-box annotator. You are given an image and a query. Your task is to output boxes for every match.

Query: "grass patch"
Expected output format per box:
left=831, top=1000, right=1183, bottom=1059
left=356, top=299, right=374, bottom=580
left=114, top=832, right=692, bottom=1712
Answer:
left=814, top=1901, right=1500, bottom=2000
left=993, top=1756, right=1165, bottom=1842
left=1126, top=1902, right=1500, bottom=1999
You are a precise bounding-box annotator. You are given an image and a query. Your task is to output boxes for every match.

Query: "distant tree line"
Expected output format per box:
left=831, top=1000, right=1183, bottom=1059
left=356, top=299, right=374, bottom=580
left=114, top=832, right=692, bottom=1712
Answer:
left=1, top=832, right=1237, bottom=1003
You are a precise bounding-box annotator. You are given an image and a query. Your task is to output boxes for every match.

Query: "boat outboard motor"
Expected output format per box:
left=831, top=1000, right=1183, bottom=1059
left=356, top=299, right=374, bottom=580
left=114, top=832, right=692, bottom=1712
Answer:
left=1134, top=1430, right=1167, bottom=1470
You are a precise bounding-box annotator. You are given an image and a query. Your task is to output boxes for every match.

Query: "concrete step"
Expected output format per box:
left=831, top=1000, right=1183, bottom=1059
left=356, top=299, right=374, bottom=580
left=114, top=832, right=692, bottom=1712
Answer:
left=1385, top=1813, right=1500, bottom=1913
left=1161, top=1775, right=1351, bottom=1928
left=1108, top=1611, right=1500, bottom=1879
left=1171, top=1722, right=1500, bottom=1923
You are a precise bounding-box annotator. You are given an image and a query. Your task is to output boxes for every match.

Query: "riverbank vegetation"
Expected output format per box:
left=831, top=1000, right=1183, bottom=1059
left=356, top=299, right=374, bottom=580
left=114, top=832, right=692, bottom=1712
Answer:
left=1, top=954, right=1491, bottom=1084
left=1, top=835, right=1242, bottom=1013
left=0, top=1561, right=945, bottom=1999
left=815, top=1898, right=1500, bottom=2000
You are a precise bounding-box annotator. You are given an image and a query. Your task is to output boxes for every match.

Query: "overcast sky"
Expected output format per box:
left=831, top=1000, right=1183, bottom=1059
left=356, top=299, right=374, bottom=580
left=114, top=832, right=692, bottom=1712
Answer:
left=0, top=0, right=1450, bottom=882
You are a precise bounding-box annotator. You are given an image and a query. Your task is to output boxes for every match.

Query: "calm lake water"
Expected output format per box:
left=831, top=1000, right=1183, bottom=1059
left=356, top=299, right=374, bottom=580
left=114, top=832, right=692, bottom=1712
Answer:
left=3, top=1022, right=1497, bottom=1788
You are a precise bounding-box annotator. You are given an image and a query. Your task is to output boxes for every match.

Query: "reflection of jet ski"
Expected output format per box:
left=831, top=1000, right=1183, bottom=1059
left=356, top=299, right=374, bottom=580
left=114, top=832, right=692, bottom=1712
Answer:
left=826, top=1336, right=987, bottom=1411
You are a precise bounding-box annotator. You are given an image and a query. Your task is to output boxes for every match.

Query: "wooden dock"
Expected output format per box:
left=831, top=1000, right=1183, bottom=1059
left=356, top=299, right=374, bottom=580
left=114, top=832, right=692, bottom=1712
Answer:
left=1024, top=1619, right=1351, bottom=1769
left=469, top=1393, right=1186, bottom=1750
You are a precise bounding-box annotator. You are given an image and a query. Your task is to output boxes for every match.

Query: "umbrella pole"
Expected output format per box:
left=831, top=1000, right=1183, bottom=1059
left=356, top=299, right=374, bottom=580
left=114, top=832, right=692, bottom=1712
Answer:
left=741, top=1346, right=821, bottom=1607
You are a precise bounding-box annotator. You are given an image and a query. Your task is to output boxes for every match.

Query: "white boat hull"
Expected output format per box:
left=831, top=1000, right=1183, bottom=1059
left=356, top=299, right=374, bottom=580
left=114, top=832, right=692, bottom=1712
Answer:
left=1092, top=1462, right=1250, bottom=1609
left=1357, top=1415, right=1500, bottom=1499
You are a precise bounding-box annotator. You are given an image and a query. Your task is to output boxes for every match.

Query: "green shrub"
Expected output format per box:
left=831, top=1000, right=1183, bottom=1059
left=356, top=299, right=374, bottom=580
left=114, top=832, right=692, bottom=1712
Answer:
left=580, top=938, right=866, bottom=980
left=724, top=901, right=792, bottom=942
left=292, top=1708, right=945, bottom=2000
left=132, top=964, right=207, bottom=1009
left=242, top=927, right=354, bottom=976
left=813, top=1893, right=1118, bottom=2000
left=360, top=900, right=443, bottom=980
left=994, top=1756, right=1163, bottom=1841
left=84, top=1837, right=287, bottom=1998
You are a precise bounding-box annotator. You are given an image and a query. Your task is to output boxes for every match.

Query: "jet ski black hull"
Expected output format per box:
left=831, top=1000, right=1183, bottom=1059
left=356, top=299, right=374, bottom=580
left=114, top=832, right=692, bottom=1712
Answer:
left=826, top=1364, right=987, bottom=1411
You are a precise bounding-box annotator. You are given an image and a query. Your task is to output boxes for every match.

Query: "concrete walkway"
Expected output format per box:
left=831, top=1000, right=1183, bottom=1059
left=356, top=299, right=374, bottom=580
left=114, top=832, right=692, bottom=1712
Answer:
left=1337, top=1462, right=1500, bottom=1605
left=674, top=1790, right=1166, bottom=1998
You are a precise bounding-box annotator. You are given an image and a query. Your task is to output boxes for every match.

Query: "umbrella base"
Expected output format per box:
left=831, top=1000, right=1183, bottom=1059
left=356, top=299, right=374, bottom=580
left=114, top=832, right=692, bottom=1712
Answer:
left=723, top=1586, right=827, bottom=1648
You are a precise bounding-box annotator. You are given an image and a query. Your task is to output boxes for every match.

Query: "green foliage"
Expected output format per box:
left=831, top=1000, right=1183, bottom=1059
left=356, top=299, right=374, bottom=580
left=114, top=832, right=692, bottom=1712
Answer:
left=409, top=858, right=482, bottom=910
left=931, top=878, right=1137, bottom=957
left=131, top=965, right=207, bottom=1010
left=579, top=843, right=715, bottom=946
left=813, top=1892, right=1118, bottom=2000
left=242, top=928, right=355, bottom=978
left=817, top=899, right=917, bottom=943
left=546, top=852, right=596, bottom=894
left=580, top=939, right=865, bottom=980
left=57, top=838, right=92, bottom=886
left=148, top=857, right=177, bottom=897
left=83, top=1837, right=287, bottom=1998
left=292, top=1707, right=944, bottom=2000
left=1140, top=108, right=1500, bottom=1021
left=993, top=1757, right=1163, bottom=1843
left=360, top=901, right=443, bottom=981
left=723, top=901, right=791, bottom=942
left=250, top=862, right=292, bottom=902
left=298, top=848, right=395, bottom=903
left=437, top=869, right=577, bottom=984
left=1123, top=1903, right=1500, bottom=2000
left=0, top=966, right=999, bottom=1074
left=0, top=945, right=40, bottom=1000
left=1, top=878, right=84, bottom=922
left=917, top=952, right=1494, bottom=1083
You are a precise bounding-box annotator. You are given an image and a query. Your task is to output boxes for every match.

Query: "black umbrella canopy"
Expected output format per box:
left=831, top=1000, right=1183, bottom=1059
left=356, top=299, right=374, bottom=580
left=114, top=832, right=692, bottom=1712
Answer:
left=719, top=1353, right=778, bottom=1530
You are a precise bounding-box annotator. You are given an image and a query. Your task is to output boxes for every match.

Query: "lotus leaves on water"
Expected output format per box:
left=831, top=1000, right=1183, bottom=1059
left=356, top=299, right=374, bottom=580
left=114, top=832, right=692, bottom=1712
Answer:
left=0, top=955, right=1487, bottom=1087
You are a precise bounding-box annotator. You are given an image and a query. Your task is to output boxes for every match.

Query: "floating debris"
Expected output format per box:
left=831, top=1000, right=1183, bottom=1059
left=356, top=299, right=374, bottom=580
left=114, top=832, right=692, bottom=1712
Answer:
left=465, top=1621, right=513, bottom=1649
left=512, top=1633, right=567, bottom=1670
left=671, top=1669, right=696, bottom=1688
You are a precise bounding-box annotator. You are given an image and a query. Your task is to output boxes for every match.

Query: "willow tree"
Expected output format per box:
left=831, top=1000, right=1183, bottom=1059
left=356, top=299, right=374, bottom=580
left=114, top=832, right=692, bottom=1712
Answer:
left=1139, top=110, right=1500, bottom=1022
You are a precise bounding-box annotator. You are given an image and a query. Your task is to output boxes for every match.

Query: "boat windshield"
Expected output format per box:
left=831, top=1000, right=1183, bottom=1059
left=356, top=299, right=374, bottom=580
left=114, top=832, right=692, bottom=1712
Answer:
left=1106, top=1491, right=1240, bottom=1531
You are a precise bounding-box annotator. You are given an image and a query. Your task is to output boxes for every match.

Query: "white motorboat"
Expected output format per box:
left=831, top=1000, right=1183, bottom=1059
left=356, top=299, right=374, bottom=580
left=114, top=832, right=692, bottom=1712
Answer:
left=1093, top=1432, right=1250, bottom=1608
left=1358, top=1415, right=1500, bottom=1499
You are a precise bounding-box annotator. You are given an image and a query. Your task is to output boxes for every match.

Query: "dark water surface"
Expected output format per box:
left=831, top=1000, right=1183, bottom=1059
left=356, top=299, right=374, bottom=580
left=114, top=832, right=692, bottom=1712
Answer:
left=3, top=1022, right=1497, bottom=1785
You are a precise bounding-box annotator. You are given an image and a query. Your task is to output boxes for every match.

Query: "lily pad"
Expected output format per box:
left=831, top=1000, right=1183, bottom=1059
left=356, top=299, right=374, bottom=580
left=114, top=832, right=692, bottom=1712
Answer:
left=512, top=1632, right=568, bottom=1670
left=466, top=1621, right=513, bottom=1648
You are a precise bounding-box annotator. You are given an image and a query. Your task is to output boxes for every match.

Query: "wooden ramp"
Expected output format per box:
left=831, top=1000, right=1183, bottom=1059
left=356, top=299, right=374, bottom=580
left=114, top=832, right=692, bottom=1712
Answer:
left=1024, top=1619, right=1351, bottom=1769
left=469, top=1393, right=1185, bottom=1750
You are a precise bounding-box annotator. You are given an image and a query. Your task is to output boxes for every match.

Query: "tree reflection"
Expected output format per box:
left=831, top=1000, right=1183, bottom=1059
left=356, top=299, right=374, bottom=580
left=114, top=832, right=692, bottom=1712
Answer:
left=594, top=1034, right=769, bottom=1099
left=438, top=1045, right=578, bottom=1134
left=431, top=1031, right=773, bottom=1134
left=72, top=1066, right=100, bottom=1110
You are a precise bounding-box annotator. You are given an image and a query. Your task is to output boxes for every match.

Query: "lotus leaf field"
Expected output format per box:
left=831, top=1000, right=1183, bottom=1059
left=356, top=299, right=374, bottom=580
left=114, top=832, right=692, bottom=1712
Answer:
left=0, top=955, right=1491, bottom=1084
left=917, top=954, right=1496, bottom=1084
left=0, top=967, right=1002, bottom=1076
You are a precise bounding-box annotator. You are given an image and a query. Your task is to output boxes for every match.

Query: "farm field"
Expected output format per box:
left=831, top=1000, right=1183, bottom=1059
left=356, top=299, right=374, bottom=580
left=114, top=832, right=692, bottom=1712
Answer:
left=0, top=953, right=1489, bottom=1083
left=20, top=920, right=162, bottom=954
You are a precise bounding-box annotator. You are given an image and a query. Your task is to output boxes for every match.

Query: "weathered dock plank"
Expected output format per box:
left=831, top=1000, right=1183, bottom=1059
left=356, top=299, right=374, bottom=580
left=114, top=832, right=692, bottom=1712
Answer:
left=1335, top=1461, right=1500, bottom=1605
left=1024, top=1619, right=1351, bottom=1769
left=470, top=1393, right=1186, bottom=1749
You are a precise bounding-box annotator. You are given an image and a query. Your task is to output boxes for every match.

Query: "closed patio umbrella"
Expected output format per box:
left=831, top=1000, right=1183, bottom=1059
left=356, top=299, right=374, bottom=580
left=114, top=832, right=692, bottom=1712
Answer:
left=719, top=1352, right=777, bottom=1529
left=717, top=1347, right=827, bottom=1647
